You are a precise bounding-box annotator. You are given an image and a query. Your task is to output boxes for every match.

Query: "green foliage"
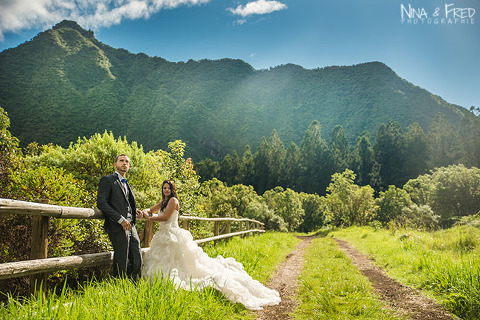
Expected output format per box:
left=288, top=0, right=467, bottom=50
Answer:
left=194, top=157, right=220, bottom=182
left=197, top=179, right=289, bottom=231
left=329, top=125, right=353, bottom=174
left=397, top=204, right=440, bottom=230
left=404, top=164, right=480, bottom=226
left=352, top=131, right=376, bottom=186
left=263, top=187, right=304, bottom=232
left=298, top=193, right=326, bottom=232
left=283, top=142, right=301, bottom=189
left=238, top=145, right=255, bottom=187
left=23, top=132, right=200, bottom=211
left=245, top=201, right=287, bottom=232
left=332, top=226, right=480, bottom=320
left=375, top=185, right=412, bottom=224
left=0, top=106, right=22, bottom=196
left=295, top=237, right=400, bottom=319
left=199, top=113, right=472, bottom=197
left=204, top=232, right=299, bottom=283
left=0, top=21, right=470, bottom=162
left=427, top=113, right=463, bottom=169
left=8, top=166, right=91, bottom=206
left=220, top=150, right=240, bottom=186
left=198, top=179, right=249, bottom=218
left=252, top=137, right=270, bottom=194
left=1, top=232, right=298, bottom=319
left=1, top=128, right=201, bottom=297
left=3, top=165, right=110, bottom=289
left=459, top=110, right=480, bottom=167
left=373, top=119, right=406, bottom=189
left=325, top=170, right=376, bottom=227
left=403, top=122, right=429, bottom=180
left=299, top=120, right=333, bottom=194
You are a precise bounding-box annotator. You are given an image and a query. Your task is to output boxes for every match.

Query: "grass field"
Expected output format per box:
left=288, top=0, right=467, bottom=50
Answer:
left=0, top=233, right=298, bottom=320
left=331, top=226, right=480, bottom=320
left=3, top=228, right=476, bottom=319
left=293, top=237, right=404, bottom=320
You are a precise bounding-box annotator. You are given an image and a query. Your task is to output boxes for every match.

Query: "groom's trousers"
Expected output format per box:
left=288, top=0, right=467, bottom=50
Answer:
left=108, top=225, right=142, bottom=280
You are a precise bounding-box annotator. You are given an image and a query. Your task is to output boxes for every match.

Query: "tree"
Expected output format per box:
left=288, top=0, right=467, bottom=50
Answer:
left=404, top=164, right=480, bottom=227
left=298, top=192, right=326, bottom=232
left=253, top=137, right=270, bottom=194
left=403, top=122, right=428, bottom=180
left=458, top=111, right=480, bottom=167
left=220, top=150, right=240, bottom=186
left=427, top=113, right=463, bottom=169
left=0, top=107, right=22, bottom=197
left=329, top=125, right=352, bottom=174
left=238, top=145, right=255, bottom=187
left=266, top=130, right=286, bottom=189
left=194, top=158, right=220, bottom=182
left=373, top=119, right=406, bottom=189
left=324, top=169, right=376, bottom=226
left=299, top=120, right=332, bottom=195
left=375, top=185, right=412, bottom=224
left=283, top=142, right=301, bottom=190
left=263, top=187, right=304, bottom=231
left=353, top=131, right=375, bottom=186
left=244, top=200, right=287, bottom=232
left=397, top=204, right=439, bottom=230
left=430, top=164, right=480, bottom=225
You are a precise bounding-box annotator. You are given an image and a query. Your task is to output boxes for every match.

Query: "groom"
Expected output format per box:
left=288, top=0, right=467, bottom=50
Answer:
left=97, top=154, right=143, bottom=280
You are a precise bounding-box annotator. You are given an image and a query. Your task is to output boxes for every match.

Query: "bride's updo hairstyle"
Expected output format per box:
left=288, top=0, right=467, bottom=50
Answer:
left=161, top=179, right=178, bottom=211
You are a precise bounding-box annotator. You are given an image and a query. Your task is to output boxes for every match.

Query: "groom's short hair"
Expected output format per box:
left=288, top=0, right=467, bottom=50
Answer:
left=115, top=154, right=128, bottom=162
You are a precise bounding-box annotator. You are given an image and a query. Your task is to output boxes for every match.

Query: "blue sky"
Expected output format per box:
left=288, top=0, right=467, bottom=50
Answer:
left=0, top=0, right=478, bottom=109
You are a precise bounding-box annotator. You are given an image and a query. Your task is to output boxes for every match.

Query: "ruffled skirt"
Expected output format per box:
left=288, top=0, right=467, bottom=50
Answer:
left=142, top=223, right=281, bottom=310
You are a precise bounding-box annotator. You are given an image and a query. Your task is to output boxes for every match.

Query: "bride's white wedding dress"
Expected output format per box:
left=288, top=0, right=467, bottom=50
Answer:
left=142, top=210, right=281, bottom=310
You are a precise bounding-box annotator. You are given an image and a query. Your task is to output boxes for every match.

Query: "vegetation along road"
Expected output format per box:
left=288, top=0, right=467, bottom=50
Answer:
left=257, top=235, right=458, bottom=320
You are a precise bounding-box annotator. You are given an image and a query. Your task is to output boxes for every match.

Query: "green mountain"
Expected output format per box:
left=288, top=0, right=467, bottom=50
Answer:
left=0, top=20, right=470, bottom=160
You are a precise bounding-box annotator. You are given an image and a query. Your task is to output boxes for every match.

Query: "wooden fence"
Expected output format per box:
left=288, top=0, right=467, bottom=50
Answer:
left=0, top=198, right=264, bottom=293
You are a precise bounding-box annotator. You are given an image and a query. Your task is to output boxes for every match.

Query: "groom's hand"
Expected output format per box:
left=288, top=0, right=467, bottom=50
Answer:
left=136, top=208, right=143, bottom=218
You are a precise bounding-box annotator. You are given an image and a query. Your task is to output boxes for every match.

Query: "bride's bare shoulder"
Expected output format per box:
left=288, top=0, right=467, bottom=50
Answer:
left=166, top=197, right=179, bottom=209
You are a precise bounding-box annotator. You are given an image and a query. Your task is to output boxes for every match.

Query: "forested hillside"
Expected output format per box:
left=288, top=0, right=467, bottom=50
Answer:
left=0, top=20, right=471, bottom=160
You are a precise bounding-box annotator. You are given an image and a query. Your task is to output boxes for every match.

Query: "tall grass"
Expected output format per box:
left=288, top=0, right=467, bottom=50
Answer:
left=0, top=232, right=298, bottom=319
left=331, top=226, right=480, bottom=319
left=204, top=232, right=300, bottom=283
left=293, top=237, right=404, bottom=320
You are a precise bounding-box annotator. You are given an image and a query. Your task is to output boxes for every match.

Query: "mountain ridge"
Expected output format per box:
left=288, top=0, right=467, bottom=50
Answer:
left=0, top=20, right=470, bottom=160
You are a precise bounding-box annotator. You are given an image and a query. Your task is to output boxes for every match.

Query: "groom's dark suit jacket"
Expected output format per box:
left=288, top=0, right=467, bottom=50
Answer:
left=97, top=173, right=137, bottom=234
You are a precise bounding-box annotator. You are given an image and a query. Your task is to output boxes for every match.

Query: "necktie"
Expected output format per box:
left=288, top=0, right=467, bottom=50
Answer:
left=120, top=178, right=129, bottom=195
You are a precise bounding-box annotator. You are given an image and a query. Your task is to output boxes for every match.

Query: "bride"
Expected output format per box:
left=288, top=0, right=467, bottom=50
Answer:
left=141, top=180, right=281, bottom=310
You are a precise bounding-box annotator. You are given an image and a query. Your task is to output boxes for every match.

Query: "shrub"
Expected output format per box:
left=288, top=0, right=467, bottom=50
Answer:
left=396, top=204, right=440, bottom=230
left=376, top=185, right=413, bottom=224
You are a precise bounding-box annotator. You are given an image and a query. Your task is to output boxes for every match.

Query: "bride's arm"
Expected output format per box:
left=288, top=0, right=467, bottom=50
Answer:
left=144, top=202, right=162, bottom=215
left=147, top=198, right=179, bottom=222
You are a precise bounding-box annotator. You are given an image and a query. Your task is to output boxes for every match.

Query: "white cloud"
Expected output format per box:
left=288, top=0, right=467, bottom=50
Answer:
left=228, top=0, right=287, bottom=18
left=233, top=19, right=247, bottom=25
left=0, top=0, right=211, bottom=41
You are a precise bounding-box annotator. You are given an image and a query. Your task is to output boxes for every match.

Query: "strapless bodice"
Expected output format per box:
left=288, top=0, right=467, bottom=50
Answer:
left=157, top=210, right=179, bottom=229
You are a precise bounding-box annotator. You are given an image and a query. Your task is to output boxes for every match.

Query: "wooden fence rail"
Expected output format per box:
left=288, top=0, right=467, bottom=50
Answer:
left=0, top=198, right=264, bottom=291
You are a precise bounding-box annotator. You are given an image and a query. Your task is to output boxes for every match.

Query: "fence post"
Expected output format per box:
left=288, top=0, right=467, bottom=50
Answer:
left=246, top=221, right=251, bottom=237
left=182, top=219, right=190, bottom=230
left=239, top=219, right=244, bottom=238
left=30, top=199, right=49, bottom=295
left=225, top=221, right=231, bottom=235
left=142, top=220, right=154, bottom=247
left=213, top=216, right=219, bottom=246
